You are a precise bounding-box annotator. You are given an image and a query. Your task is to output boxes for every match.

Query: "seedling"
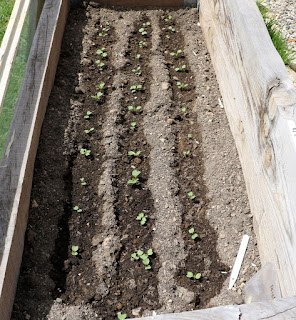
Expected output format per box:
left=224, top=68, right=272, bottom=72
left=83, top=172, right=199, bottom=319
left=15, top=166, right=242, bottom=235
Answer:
left=188, top=134, right=192, bottom=139
left=80, top=178, right=87, bottom=186
left=139, top=27, right=147, bottom=36
left=80, top=148, right=91, bottom=157
left=95, top=60, right=105, bottom=68
left=98, top=32, right=107, bottom=37
left=117, top=313, right=127, bottom=320
left=188, top=191, right=196, bottom=200
left=130, top=122, right=137, bottom=130
left=181, top=107, right=187, bottom=116
left=183, top=150, right=191, bottom=157
left=132, top=66, right=142, bottom=76
left=84, top=128, right=94, bottom=134
left=97, top=48, right=107, bottom=58
left=166, top=35, right=170, bottom=39
left=186, top=272, right=201, bottom=280
left=128, top=151, right=141, bottom=157
left=91, top=91, right=104, bottom=99
left=175, top=65, right=186, bottom=72
left=127, top=170, right=141, bottom=184
left=142, top=22, right=151, bottom=27
left=73, top=206, right=82, bottom=213
left=189, top=228, right=198, bottom=240
left=128, top=105, right=142, bottom=113
left=139, top=41, right=146, bottom=48
left=131, top=248, right=153, bottom=270
left=136, top=212, right=148, bottom=225
left=136, top=54, right=141, bottom=60
left=130, top=84, right=143, bottom=93
left=98, top=82, right=105, bottom=90
left=170, top=49, right=182, bottom=57
left=164, top=15, right=172, bottom=22
left=168, top=26, right=175, bottom=32
left=84, top=111, right=92, bottom=119
left=71, top=246, right=79, bottom=256
left=177, top=81, right=189, bottom=89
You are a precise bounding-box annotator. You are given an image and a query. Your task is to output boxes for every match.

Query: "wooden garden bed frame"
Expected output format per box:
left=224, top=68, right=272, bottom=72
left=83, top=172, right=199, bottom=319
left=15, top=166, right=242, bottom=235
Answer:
left=0, top=0, right=296, bottom=319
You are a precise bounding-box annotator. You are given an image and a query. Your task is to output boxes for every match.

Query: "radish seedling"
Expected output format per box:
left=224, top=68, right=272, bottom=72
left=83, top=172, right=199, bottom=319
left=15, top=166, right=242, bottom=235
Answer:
left=117, top=312, right=127, bottom=320
left=128, top=105, right=142, bottom=113
left=175, top=65, right=186, bottom=72
left=98, top=82, right=105, bottom=90
left=97, top=48, right=107, bottom=58
left=164, top=15, right=172, bottom=22
left=84, top=111, right=92, bottom=119
left=80, top=178, right=87, bottom=186
left=139, top=28, right=147, bottom=36
left=136, top=54, right=141, bottom=60
left=71, top=246, right=79, bottom=256
left=128, top=151, right=141, bottom=157
left=132, top=66, right=141, bottom=76
left=139, top=41, right=146, bottom=48
left=181, top=107, right=187, bottom=116
left=127, top=170, right=141, bottom=184
left=91, top=91, right=104, bottom=99
left=84, top=128, right=94, bottom=134
left=183, top=150, right=190, bottom=157
left=130, top=122, right=137, bottom=130
left=136, top=212, right=148, bottom=225
left=131, top=248, right=153, bottom=270
left=177, top=81, right=189, bottom=89
left=80, top=148, right=91, bottom=157
left=170, top=49, right=182, bottom=57
left=95, top=60, right=105, bottom=67
left=142, top=22, right=151, bottom=27
left=186, top=272, right=201, bottom=280
left=168, top=26, right=175, bottom=32
left=188, top=134, right=192, bottom=139
left=189, top=227, right=198, bottom=240
left=130, top=84, right=143, bottom=93
left=188, top=191, right=196, bottom=200
left=73, top=206, right=82, bottom=213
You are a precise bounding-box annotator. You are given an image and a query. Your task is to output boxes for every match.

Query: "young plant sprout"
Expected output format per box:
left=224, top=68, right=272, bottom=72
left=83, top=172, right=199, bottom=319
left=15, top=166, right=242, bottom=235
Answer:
left=139, top=41, right=146, bottom=48
left=142, top=22, right=151, bottom=27
left=186, top=272, right=201, bottom=280
left=166, top=35, right=170, bottom=39
left=189, top=228, right=198, bottom=240
left=183, top=150, right=191, bottom=157
left=128, top=105, right=142, bottom=113
left=170, top=49, right=182, bottom=57
left=132, top=66, right=142, bottom=76
left=136, top=54, right=141, bottom=59
left=117, top=313, right=127, bottom=320
left=130, top=84, right=143, bottom=93
left=130, top=122, right=137, bottom=130
left=73, top=206, right=82, bottom=213
left=91, top=91, right=104, bottom=99
left=80, top=178, right=87, bottom=186
left=80, top=148, right=91, bottom=157
left=139, top=27, right=147, bottom=36
left=131, top=249, right=153, bottom=270
left=127, top=170, right=141, bottom=184
left=96, top=47, right=107, bottom=58
left=98, top=32, right=107, bottom=37
left=168, top=26, right=175, bottom=32
left=175, top=65, right=186, bottom=72
left=71, top=246, right=79, bottom=256
left=181, top=107, right=187, bottom=116
left=136, top=212, right=148, bottom=225
left=84, top=128, right=94, bottom=134
left=98, top=82, right=105, bottom=90
left=84, top=111, right=92, bottom=119
left=165, top=15, right=172, bottom=22
left=95, top=60, right=105, bottom=67
left=188, top=191, right=196, bottom=200
left=188, top=133, right=192, bottom=139
left=177, top=81, right=189, bottom=89
left=128, top=150, right=141, bottom=157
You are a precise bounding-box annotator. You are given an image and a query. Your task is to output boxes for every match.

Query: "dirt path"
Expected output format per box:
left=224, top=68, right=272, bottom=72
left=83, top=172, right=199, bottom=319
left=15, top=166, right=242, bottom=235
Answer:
left=12, top=3, right=260, bottom=320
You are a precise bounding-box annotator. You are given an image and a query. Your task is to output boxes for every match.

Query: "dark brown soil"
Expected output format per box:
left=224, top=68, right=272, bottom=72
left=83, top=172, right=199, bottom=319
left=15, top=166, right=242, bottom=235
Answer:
left=12, top=2, right=260, bottom=320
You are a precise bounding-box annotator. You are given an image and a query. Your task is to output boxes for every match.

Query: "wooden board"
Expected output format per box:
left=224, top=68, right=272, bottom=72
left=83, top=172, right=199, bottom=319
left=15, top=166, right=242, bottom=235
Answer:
left=131, top=296, right=296, bottom=319
left=200, top=0, right=296, bottom=296
left=98, top=0, right=185, bottom=7
left=0, top=0, right=69, bottom=319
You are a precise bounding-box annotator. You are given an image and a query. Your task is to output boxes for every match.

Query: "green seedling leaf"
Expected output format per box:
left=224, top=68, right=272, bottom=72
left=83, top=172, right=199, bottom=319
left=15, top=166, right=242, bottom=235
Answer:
left=147, top=248, right=153, bottom=256
left=137, top=250, right=144, bottom=256
left=186, top=271, right=194, bottom=278
left=91, top=91, right=104, bottom=99
left=80, top=178, right=87, bottom=186
left=84, top=128, right=94, bottom=134
left=98, top=82, right=105, bottom=89
left=117, top=312, right=127, bottom=320
left=165, top=15, right=172, bottom=22
left=183, top=150, right=190, bottom=156
left=192, top=233, right=199, bottom=240
left=95, top=60, right=105, bottom=67
left=188, top=134, right=192, bottom=139
left=128, top=151, right=141, bottom=157
left=145, top=265, right=151, bottom=270
left=80, top=148, right=91, bottom=157
left=84, top=111, right=92, bottom=119
left=168, top=26, right=175, bottom=32
left=189, top=228, right=195, bottom=234
left=131, top=253, right=139, bottom=260
left=188, top=191, right=196, bottom=200
left=136, top=54, right=141, bottom=59
left=132, top=170, right=141, bottom=178
left=73, top=206, right=82, bottom=213
left=142, top=258, right=150, bottom=265
left=130, top=122, right=137, bottom=130
left=195, top=273, right=202, bottom=280
left=71, top=245, right=79, bottom=256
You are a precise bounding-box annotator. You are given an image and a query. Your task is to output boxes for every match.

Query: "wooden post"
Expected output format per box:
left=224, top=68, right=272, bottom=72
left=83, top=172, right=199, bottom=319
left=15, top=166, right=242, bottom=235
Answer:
left=0, top=0, right=69, bottom=319
left=200, top=0, right=296, bottom=296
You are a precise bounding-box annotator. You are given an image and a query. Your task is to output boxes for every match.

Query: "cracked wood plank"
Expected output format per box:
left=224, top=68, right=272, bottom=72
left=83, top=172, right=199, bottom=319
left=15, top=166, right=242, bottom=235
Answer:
left=200, top=0, right=296, bottom=296
left=0, top=0, right=69, bottom=319
left=131, top=296, right=296, bottom=319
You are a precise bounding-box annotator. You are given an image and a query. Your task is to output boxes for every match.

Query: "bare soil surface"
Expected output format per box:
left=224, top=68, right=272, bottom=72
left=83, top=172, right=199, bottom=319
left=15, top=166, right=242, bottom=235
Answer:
left=12, top=2, right=260, bottom=320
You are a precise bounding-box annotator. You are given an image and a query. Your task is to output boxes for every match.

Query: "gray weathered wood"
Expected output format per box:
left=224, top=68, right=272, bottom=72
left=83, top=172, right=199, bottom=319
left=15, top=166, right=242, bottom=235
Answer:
left=131, top=296, right=296, bottom=319
left=200, top=0, right=296, bottom=296
left=0, top=0, right=69, bottom=319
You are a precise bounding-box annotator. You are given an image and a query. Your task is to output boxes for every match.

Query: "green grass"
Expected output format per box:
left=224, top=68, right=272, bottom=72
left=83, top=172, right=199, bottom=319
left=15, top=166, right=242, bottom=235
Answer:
left=257, top=1, right=295, bottom=66
left=0, top=0, right=15, bottom=45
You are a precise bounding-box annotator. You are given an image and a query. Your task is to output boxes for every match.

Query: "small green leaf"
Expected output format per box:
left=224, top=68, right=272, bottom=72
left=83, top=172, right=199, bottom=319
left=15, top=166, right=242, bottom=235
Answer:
left=72, top=246, right=79, bottom=252
left=132, top=170, right=141, bottom=178
left=186, top=272, right=194, bottom=278
left=192, top=234, right=198, bottom=240
left=117, top=312, right=127, bottom=320
left=147, top=248, right=153, bottom=256
left=145, top=265, right=151, bottom=270
left=189, top=228, right=195, bottom=234
left=137, top=250, right=144, bottom=256
left=142, top=258, right=150, bottom=265
left=195, top=273, right=202, bottom=280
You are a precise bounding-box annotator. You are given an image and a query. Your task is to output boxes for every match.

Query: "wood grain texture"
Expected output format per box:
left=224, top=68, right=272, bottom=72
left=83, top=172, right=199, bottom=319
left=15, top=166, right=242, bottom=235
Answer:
left=131, top=296, right=296, bottom=319
left=0, top=0, right=69, bottom=319
left=98, top=0, right=184, bottom=7
left=0, top=0, right=32, bottom=111
left=200, top=0, right=296, bottom=296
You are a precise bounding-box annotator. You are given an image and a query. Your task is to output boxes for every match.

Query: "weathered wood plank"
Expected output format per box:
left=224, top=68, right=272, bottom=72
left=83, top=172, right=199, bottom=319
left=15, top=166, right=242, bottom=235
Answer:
left=131, top=296, right=296, bottom=319
left=98, top=0, right=184, bottom=7
left=0, top=0, right=33, bottom=111
left=0, top=0, right=69, bottom=319
left=200, top=0, right=296, bottom=296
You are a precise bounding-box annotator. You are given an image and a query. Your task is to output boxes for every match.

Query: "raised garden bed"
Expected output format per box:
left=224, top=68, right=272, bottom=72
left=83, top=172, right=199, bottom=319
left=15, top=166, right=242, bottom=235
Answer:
left=1, top=0, right=296, bottom=319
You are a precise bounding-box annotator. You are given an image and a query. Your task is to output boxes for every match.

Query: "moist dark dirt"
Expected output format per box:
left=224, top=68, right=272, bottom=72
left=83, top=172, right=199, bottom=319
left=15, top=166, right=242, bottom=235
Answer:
left=12, top=2, right=260, bottom=320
